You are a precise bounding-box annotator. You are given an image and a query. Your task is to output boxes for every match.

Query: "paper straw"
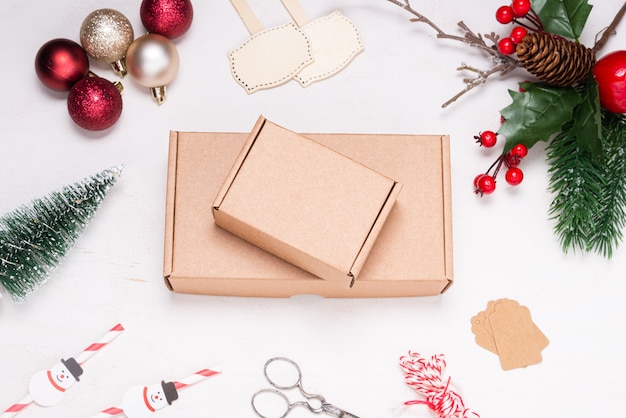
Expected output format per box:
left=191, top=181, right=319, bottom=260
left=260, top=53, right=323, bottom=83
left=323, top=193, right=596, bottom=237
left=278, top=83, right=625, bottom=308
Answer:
left=75, top=323, right=125, bottom=364
left=91, top=367, right=221, bottom=417
left=174, top=367, right=221, bottom=390
left=1, top=324, right=124, bottom=418
left=1, top=395, right=33, bottom=418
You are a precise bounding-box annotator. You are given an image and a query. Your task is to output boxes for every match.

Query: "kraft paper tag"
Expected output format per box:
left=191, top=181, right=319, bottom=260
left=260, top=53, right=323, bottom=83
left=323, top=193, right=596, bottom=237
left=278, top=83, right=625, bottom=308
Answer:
left=228, top=0, right=314, bottom=93
left=281, top=0, right=364, bottom=87
left=471, top=298, right=549, bottom=370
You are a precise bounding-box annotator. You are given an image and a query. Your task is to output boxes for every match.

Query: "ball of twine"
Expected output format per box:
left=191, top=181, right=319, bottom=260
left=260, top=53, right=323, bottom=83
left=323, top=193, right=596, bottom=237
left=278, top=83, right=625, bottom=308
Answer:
left=399, top=352, right=478, bottom=418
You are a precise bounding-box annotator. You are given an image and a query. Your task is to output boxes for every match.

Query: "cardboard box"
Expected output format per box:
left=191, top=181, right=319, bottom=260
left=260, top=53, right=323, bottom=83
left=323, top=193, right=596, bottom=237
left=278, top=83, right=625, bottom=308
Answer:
left=212, top=118, right=402, bottom=287
left=164, top=129, right=453, bottom=298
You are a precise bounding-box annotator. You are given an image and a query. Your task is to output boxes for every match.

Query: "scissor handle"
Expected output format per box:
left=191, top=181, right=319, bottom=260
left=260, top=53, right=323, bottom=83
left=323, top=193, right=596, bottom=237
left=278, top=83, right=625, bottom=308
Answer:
left=263, top=357, right=302, bottom=390
left=322, top=403, right=361, bottom=418
left=251, top=388, right=328, bottom=418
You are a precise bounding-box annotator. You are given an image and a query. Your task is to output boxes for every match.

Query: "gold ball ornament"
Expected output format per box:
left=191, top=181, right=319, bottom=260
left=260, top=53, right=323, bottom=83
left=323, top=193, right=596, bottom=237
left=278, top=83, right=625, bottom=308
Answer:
left=126, top=33, right=179, bottom=105
left=80, top=9, right=134, bottom=77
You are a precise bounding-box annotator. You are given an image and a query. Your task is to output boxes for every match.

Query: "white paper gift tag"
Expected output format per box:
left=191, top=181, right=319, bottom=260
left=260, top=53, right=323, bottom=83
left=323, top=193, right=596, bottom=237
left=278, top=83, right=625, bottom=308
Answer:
left=281, top=0, right=363, bottom=86
left=228, top=0, right=313, bottom=93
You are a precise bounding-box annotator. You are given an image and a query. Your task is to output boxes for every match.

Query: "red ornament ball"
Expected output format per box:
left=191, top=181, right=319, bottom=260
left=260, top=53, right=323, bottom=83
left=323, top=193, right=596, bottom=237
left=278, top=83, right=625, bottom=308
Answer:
left=67, top=77, right=123, bottom=131
left=140, top=0, right=193, bottom=39
left=594, top=50, right=626, bottom=114
left=35, top=39, right=90, bottom=91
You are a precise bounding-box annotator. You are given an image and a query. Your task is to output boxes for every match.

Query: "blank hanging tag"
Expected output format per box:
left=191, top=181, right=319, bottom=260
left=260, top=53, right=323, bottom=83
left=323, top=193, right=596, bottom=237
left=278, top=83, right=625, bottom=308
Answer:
left=228, top=0, right=314, bottom=93
left=281, top=0, right=364, bottom=87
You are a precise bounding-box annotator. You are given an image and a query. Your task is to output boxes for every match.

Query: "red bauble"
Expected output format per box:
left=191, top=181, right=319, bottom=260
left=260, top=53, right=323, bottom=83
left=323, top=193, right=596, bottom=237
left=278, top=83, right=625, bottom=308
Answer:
left=594, top=50, right=626, bottom=114
left=67, top=77, right=123, bottom=131
left=35, top=39, right=90, bottom=91
left=140, top=0, right=193, bottom=39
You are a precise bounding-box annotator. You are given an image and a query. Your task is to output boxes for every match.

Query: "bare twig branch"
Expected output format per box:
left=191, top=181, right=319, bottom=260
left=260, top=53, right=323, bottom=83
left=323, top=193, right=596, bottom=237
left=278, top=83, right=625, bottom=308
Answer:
left=593, top=1, right=626, bottom=55
left=386, top=0, right=521, bottom=107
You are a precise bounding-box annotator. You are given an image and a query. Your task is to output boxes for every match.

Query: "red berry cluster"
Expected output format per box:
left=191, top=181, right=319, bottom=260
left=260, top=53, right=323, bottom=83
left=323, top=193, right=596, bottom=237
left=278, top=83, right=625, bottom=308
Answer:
left=495, top=0, right=542, bottom=55
left=473, top=140, right=528, bottom=195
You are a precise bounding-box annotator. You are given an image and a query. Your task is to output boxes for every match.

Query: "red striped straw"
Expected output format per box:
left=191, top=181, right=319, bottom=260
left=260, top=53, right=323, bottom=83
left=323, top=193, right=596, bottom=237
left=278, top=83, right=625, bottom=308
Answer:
left=1, top=324, right=125, bottom=418
left=75, top=323, right=125, bottom=364
left=90, top=367, right=221, bottom=417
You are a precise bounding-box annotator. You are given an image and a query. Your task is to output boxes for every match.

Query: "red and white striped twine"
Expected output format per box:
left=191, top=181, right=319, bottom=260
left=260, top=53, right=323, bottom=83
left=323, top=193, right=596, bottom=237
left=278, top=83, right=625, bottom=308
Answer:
left=399, top=352, right=478, bottom=418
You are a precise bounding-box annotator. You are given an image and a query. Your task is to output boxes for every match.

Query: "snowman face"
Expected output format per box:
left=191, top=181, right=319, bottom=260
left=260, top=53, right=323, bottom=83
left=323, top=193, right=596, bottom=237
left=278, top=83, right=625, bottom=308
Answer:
left=49, top=362, right=77, bottom=390
left=145, top=383, right=169, bottom=410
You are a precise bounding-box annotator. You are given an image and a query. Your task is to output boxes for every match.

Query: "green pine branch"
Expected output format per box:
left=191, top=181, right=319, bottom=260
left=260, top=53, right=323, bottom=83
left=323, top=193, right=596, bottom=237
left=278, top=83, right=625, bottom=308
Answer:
left=547, top=112, right=626, bottom=257
left=589, top=112, right=626, bottom=257
left=0, top=165, right=123, bottom=301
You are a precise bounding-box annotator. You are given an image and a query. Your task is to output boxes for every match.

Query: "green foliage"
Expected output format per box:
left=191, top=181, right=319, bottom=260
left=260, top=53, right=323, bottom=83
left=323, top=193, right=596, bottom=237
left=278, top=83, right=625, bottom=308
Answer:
left=499, top=82, right=581, bottom=153
left=0, top=165, right=122, bottom=301
left=532, top=0, right=593, bottom=40
left=589, top=112, right=626, bottom=257
left=547, top=122, right=604, bottom=253
left=571, top=75, right=602, bottom=158
left=547, top=112, right=626, bottom=257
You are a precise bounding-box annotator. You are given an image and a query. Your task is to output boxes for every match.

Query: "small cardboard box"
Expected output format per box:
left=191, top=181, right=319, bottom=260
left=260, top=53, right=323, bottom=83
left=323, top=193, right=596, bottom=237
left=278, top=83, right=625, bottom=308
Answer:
left=212, top=117, right=402, bottom=287
left=164, top=128, right=453, bottom=298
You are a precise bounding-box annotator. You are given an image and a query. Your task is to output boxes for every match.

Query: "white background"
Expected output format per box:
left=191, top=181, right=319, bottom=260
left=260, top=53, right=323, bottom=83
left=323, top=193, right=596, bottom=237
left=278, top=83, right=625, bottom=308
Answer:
left=1, top=0, right=625, bottom=417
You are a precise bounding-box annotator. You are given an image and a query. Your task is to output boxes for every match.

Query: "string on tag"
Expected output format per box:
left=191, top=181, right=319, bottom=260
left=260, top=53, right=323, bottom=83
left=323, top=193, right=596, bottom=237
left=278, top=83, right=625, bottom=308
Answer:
left=399, top=352, right=479, bottom=418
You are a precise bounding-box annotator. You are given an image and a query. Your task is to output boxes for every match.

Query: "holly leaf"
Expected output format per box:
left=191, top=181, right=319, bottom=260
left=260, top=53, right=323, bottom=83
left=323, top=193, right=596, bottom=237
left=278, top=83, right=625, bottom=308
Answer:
left=532, top=0, right=593, bottom=40
left=499, top=82, right=582, bottom=153
left=571, top=75, right=602, bottom=158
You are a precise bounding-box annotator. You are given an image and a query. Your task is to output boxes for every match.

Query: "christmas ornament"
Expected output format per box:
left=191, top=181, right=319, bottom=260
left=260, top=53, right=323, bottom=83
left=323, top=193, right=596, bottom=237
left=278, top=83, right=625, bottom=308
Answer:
left=34, top=39, right=90, bottom=91
left=228, top=0, right=314, bottom=94
left=140, top=0, right=194, bottom=39
left=388, top=0, right=626, bottom=257
left=399, top=352, right=478, bottom=418
left=80, top=9, right=135, bottom=77
left=0, top=166, right=123, bottom=302
left=280, top=0, right=364, bottom=87
left=126, top=33, right=179, bottom=105
left=67, top=75, right=123, bottom=131
left=90, top=368, right=220, bottom=418
left=594, top=50, right=626, bottom=114
left=3, top=324, right=124, bottom=417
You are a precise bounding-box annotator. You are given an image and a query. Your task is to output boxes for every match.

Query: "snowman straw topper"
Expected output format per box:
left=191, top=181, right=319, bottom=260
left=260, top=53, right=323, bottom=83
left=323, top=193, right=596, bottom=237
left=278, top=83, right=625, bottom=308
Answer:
left=1, top=323, right=124, bottom=418
left=120, top=380, right=179, bottom=418
left=90, top=367, right=221, bottom=418
left=28, top=358, right=83, bottom=406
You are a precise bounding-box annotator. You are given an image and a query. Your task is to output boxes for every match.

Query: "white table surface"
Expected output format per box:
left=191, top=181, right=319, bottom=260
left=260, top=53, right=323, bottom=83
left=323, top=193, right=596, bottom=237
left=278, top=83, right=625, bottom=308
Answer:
left=1, top=1, right=625, bottom=417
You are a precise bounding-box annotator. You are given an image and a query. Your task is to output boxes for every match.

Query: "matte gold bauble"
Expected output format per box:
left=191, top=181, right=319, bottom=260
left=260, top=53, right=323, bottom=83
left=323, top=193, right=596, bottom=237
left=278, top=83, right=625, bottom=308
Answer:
left=126, top=33, right=179, bottom=105
left=80, top=9, right=134, bottom=77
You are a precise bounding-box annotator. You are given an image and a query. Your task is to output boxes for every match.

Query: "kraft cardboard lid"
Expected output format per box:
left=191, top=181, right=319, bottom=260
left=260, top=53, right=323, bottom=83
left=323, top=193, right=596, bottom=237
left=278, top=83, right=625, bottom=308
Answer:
left=212, top=117, right=400, bottom=284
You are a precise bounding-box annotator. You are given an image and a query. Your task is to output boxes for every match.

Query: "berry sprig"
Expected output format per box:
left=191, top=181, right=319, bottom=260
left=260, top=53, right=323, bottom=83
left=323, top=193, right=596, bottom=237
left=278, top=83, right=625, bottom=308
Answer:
left=473, top=141, right=528, bottom=195
left=388, top=0, right=626, bottom=257
left=495, top=1, right=539, bottom=56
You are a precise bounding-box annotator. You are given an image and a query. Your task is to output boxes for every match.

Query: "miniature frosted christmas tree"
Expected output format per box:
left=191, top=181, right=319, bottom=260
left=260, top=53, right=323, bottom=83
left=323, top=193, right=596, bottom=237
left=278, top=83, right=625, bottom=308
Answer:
left=0, top=165, right=123, bottom=301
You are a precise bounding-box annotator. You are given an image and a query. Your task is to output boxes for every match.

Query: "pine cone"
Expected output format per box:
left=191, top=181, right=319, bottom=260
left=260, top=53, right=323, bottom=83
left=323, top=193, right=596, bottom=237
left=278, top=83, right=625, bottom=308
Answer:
left=516, top=32, right=595, bottom=87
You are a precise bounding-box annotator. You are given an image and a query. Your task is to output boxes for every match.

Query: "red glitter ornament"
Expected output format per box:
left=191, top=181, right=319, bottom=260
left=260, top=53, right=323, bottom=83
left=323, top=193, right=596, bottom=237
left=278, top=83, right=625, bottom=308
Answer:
left=67, top=76, right=123, bottom=131
left=35, top=39, right=90, bottom=92
left=140, top=0, right=194, bottom=39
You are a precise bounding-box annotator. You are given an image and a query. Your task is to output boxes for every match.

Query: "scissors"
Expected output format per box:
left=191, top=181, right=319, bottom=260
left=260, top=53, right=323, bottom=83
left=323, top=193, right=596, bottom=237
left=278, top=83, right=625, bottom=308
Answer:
left=251, top=357, right=360, bottom=418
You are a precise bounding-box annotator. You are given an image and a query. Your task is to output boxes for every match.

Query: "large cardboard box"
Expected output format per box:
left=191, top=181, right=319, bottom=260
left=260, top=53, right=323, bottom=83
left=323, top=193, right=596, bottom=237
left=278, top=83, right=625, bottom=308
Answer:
left=212, top=118, right=402, bottom=287
left=164, top=128, right=454, bottom=297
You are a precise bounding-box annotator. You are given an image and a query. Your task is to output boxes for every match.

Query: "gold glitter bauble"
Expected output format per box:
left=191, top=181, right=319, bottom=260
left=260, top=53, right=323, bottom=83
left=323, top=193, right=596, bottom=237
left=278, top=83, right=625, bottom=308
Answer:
left=80, top=9, right=134, bottom=77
